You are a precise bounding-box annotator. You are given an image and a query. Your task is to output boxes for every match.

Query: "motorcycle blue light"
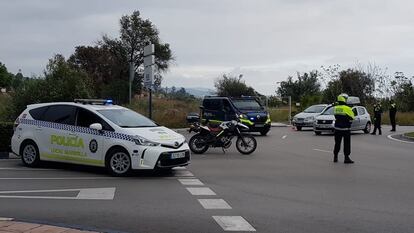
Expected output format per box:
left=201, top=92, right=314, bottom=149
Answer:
left=105, top=99, right=113, bottom=105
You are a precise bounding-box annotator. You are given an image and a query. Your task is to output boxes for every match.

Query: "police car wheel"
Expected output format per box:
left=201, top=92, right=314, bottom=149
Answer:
left=296, top=126, right=302, bottom=131
left=20, top=141, right=40, bottom=167
left=314, top=131, right=321, bottom=135
left=106, top=149, right=131, bottom=176
left=260, top=129, right=269, bottom=136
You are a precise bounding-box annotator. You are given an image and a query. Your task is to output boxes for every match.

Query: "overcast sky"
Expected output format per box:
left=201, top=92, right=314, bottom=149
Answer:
left=1, top=0, right=413, bottom=94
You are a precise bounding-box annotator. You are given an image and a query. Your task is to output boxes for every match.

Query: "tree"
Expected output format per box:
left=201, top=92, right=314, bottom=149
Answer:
left=0, top=62, right=13, bottom=89
left=322, top=69, right=374, bottom=104
left=277, top=71, right=321, bottom=103
left=68, top=11, right=173, bottom=103
left=214, top=74, right=257, bottom=97
left=12, top=54, right=94, bottom=115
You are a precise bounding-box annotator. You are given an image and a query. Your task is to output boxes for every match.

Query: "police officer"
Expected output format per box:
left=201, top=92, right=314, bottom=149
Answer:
left=371, top=102, right=383, bottom=135
left=333, top=94, right=355, bottom=164
left=389, top=100, right=397, bottom=132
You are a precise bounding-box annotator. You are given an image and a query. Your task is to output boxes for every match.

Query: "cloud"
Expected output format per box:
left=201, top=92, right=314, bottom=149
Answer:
left=1, top=0, right=414, bottom=94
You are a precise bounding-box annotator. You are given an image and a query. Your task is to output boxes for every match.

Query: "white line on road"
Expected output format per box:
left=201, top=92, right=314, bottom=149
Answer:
left=186, top=187, right=216, bottom=196
left=198, top=199, right=232, bottom=209
left=282, top=135, right=287, bottom=139
left=0, top=187, right=116, bottom=200
left=0, top=217, right=14, bottom=221
left=387, top=134, right=414, bottom=144
left=174, top=170, right=194, bottom=177
left=213, top=216, right=256, bottom=231
left=313, top=148, right=337, bottom=154
left=0, top=168, right=55, bottom=171
left=0, top=177, right=117, bottom=180
left=178, top=178, right=204, bottom=186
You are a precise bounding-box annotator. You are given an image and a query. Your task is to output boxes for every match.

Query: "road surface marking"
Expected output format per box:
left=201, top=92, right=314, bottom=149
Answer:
left=313, top=148, right=341, bottom=154
left=186, top=187, right=216, bottom=196
left=178, top=178, right=204, bottom=186
left=0, top=168, right=55, bottom=171
left=387, top=134, right=414, bottom=144
left=282, top=135, right=287, bottom=139
left=213, top=216, right=256, bottom=231
left=172, top=167, right=187, bottom=170
left=0, top=177, right=117, bottom=180
left=198, top=199, right=232, bottom=209
left=174, top=170, right=194, bottom=177
left=0, top=187, right=115, bottom=200
left=0, top=217, right=14, bottom=221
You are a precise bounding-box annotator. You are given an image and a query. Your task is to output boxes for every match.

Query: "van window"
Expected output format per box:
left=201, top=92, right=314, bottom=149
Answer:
left=77, top=108, right=113, bottom=131
left=203, top=99, right=222, bottom=110
left=43, top=105, right=76, bottom=125
left=232, top=99, right=262, bottom=110
left=29, top=106, right=48, bottom=120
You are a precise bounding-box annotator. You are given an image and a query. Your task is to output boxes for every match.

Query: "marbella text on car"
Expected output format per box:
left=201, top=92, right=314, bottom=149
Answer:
left=11, top=99, right=190, bottom=176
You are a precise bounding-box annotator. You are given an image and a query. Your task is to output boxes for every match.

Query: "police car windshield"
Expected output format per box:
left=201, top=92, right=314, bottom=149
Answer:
left=322, top=107, right=334, bottom=115
left=97, top=109, right=157, bottom=128
left=304, top=105, right=326, bottom=113
left=232, top=99, right=262, bottom=110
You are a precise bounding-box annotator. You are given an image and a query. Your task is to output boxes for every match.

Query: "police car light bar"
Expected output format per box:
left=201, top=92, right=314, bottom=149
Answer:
left=74, top=99, right=113, bottom=105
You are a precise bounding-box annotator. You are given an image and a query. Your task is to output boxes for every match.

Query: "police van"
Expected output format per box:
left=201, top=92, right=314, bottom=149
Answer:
left=201, top=96, right=271, bottom=135
left=11, top=99, right=190, bottom=176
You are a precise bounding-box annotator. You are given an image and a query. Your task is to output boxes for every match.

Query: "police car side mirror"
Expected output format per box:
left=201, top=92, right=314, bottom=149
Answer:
left=90, top=123, right=103, bottom=131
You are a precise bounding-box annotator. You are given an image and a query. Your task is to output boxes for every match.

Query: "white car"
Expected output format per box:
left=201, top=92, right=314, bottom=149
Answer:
left=11, top=99, right=190, bottom=176
left=292, top=104, right=329, bottom=130
left=313, top=105, right=372, bottom=135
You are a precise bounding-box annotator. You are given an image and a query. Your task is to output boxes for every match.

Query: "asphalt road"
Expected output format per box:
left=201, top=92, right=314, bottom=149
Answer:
left=0, top=125, right=413, bottom=233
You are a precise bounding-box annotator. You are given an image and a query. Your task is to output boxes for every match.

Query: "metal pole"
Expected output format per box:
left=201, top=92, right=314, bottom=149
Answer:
left=149, top=87, right=152, bottom=119
left=288, top=96, right=292, bottom=124
left=129, top=61, right=134, bottom=104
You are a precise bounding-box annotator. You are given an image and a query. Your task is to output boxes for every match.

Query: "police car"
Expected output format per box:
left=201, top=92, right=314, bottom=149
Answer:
left=11, top=99, right=190, bottom=176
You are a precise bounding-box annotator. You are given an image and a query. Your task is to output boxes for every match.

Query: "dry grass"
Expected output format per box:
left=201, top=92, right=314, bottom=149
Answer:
left=405, top=132, right=414, bottom=138
left=380, top=111, right=414, bottom=126
left=126, top=97, right=200, bottom=128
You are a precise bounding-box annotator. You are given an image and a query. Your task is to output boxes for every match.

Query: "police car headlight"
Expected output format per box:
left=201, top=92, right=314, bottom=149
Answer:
left=239, top=114, right=247, bottom=119
left=132, top=136, right=160, bottom=147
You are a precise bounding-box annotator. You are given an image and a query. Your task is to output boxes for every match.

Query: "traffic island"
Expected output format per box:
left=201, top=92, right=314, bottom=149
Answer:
left=402, top=132, right=414, bottom=141
left=0, top=218, right=99, bottom=233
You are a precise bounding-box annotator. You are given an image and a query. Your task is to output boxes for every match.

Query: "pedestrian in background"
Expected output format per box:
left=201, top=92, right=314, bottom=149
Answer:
left=371, top=102, right=383, bottom=135
left=389, top=100, right=397, bottom=132
left=333, top=94, right=355, bottom=164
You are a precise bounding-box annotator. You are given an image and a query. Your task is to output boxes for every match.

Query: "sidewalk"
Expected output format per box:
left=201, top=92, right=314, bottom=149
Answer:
left=0, top=219, right=99, bottom=233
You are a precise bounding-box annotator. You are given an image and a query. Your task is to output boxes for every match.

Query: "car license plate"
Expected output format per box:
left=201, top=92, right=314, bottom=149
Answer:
left=255, top=124, right=264, bottom=127
left=171, top=151, right=186, bottom=159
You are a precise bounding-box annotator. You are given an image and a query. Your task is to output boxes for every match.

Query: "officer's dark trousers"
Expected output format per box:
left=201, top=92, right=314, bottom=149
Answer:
left=390, top=114, right=396, bottom=131
left=372, top=118, right=382, bottom=134
left=334, top=129, right=351, bottom=157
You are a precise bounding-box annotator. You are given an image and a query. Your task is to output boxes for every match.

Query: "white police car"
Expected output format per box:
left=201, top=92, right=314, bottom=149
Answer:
left=11, top=99, right=190, bottom=176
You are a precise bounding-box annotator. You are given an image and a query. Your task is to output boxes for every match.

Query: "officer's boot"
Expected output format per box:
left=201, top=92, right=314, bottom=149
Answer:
left=379, top=128, right=382, bottom=135
left=344, top=155, right=354, bottom=164
left=333, top=154, right=338, bottom=163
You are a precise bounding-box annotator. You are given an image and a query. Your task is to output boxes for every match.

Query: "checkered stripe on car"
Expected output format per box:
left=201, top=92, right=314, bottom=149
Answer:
left=19, top=118, right=135, bottom=142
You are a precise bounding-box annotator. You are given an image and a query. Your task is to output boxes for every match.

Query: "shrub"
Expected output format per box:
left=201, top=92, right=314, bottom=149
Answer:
left=0, top=122, right=13, bottom=152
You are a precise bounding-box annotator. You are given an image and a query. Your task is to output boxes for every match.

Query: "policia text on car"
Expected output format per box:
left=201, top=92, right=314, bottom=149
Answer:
left=333, top=95, right=355, bottom=164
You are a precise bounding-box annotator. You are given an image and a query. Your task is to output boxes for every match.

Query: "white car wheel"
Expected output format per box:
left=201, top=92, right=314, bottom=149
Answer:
left=109, top=151, right=131, bottom=176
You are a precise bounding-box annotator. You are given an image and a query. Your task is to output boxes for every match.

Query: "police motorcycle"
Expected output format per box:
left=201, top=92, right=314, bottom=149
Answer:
left=188, top=119, right=257, bottom=155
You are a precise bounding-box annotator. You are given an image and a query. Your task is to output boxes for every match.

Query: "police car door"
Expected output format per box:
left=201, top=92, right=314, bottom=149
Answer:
left=351, top=107, right=360, bottom=130
left=74, top=107, right=108, bottom=166
left=40, top=105, right=78, bottom=161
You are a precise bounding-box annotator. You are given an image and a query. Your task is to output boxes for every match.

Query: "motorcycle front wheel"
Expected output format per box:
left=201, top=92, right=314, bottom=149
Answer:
left=236, top=135, right=257, bottom=155
left=189, top=134, right=209, bottom=154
